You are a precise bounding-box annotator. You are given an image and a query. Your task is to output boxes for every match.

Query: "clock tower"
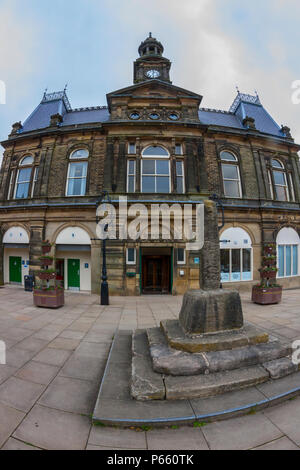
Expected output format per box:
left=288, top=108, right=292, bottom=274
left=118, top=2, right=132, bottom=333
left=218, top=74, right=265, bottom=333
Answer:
left=133, top=33, right=172, bottom=84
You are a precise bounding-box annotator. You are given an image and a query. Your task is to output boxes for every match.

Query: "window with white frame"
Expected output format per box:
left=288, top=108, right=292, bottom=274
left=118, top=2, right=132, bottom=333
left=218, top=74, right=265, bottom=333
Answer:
left=126, top=247, right=136, bottom=265
left=128, top=142, right=136, bottom=155
left=268, top=170, right=274, bottom=199
left=175, top=143, right=183, bottom=155
left=220, top=151, right=242, bottom=198
left=66, top=149, right=89, bottom=196
left=277, top=227, right=300, bottom=278
left=271, top=159, right=289, bottom=202
left=31, top=167, right=39, bottom=198
left=176, top=161, right=185, bottom=194
left=141, top=146, right=170, bottom=193
left=177, top=248, right=186, bottom=265
left=127, top=160, right=136, bottom=192
left=220, top=227, right=252, bottom=282
left=14, top=156, right=34, bottom=199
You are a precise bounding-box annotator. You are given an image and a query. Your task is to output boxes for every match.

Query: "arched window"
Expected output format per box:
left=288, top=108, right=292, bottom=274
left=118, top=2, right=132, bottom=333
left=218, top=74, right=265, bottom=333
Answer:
left=271, top=159, right=289, bottom=201
left=220, top=151, right=242, bottom=198
left=66, top=149, right=89, bottom=196
left=14, top=155, right=34, bottom=199
left=220, top=227, right=252, bottom=282
left=277, top=228, right=300, bottom=278
left=141, top=146, right=170, bottom=193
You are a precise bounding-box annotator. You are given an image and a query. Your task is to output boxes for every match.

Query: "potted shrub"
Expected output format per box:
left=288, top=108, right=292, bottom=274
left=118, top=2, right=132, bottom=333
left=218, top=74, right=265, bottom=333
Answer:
left=252, top=243, right=282, bottom=305
left=33, top=243, right=64, bottom=308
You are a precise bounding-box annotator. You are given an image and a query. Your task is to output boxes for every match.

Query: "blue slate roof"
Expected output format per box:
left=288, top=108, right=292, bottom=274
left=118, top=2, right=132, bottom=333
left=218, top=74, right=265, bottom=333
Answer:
left=18, top=90, right=286, bottom=140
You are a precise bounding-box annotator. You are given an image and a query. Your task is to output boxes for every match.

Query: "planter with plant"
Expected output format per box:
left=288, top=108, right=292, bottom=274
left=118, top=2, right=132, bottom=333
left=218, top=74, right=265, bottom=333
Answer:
left=33, top=242, right=64, bottom=308
left=252, top=243, right=282, bottom=305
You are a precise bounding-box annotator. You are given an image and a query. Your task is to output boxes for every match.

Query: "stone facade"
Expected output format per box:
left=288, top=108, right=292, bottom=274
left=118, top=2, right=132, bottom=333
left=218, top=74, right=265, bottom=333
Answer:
left=0, top=35, right=300, bottom=295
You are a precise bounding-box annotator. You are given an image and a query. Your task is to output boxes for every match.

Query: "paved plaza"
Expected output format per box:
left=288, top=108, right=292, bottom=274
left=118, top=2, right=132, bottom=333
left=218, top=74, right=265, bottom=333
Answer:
left=0, top=286, right=300, bottom=450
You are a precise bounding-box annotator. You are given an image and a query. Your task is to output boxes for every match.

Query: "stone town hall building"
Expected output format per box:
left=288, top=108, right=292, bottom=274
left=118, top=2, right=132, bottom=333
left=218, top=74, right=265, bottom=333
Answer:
left=0, top=34, right=300, bottom=295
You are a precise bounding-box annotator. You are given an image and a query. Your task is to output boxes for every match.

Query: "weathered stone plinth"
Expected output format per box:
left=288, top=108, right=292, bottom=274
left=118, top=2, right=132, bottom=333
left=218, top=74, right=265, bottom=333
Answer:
left=130, top=288, right=299, bottom=401
left=179, top=290, right=243, bottom=335
left=160, top=319, right=269, bottom=353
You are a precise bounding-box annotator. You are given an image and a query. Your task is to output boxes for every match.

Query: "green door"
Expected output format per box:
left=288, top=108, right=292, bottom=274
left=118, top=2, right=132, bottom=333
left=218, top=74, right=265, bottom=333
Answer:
left=9, top=256, right=22, bottom=283
left=68, top=259, right=80, bottom=290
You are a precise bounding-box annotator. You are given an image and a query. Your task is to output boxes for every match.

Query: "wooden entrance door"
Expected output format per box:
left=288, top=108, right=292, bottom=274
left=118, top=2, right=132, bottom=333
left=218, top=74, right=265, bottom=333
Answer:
left=142, top=255, right=170, bottom=294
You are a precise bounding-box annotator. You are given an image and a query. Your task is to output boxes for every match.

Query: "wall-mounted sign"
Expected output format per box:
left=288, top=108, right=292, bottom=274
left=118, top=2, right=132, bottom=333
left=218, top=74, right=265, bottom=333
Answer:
left=85, top=263, right=89, bottom=269
left=194, top=258, right=200, bottom=265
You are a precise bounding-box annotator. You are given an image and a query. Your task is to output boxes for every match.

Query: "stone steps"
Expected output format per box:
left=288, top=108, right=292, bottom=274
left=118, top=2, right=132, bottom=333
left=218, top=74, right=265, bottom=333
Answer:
left=147, top=326, right=292, bottom=377
left=164, top=366, right=269, bottom=400
left=131, top=329, right=299, bottom=401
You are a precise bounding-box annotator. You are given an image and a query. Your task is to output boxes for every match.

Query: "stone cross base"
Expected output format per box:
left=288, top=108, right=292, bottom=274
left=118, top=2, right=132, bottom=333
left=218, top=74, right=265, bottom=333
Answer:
left=179, top=289, right=244, bottom=335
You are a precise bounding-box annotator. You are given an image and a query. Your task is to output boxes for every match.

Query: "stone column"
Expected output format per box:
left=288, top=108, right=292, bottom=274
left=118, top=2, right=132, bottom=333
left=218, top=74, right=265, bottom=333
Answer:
left=199, top=200, right=221, bottom=290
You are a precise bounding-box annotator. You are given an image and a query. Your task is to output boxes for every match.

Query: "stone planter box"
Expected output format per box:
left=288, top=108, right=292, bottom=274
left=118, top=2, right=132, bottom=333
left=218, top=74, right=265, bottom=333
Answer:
left=33, top=289, right=64, bottom=309
left=252, top=286, right=282, bottom=305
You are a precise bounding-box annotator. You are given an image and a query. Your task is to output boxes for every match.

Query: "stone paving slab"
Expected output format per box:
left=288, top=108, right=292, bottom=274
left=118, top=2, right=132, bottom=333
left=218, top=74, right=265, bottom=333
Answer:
left=13, top=404, right=91, bottom=450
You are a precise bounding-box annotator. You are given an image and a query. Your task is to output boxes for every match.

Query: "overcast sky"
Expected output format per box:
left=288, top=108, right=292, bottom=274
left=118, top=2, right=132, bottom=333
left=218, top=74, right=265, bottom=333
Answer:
left=0, top=0, right=299, bottom=157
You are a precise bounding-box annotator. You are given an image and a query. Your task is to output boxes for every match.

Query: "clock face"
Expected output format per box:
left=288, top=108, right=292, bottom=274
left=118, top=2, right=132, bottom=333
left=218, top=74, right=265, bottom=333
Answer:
left=146, top=69, right=160, bottom=79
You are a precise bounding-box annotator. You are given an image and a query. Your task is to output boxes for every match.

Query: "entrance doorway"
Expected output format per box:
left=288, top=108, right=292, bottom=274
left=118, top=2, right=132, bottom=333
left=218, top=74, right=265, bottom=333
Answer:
left=67, top=259, right=80, bottom=291
left=56, top=259, right=64, bottom=288
left=9, top=256, right=22, bottom=283
left=141, top=249, right=171, bottom=294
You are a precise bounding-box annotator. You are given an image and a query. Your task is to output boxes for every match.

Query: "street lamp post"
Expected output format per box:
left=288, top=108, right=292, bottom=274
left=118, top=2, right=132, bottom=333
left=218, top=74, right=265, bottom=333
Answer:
left=96, top=191, right=111, bottom=306
left=100, top=224, right=109, bottom=306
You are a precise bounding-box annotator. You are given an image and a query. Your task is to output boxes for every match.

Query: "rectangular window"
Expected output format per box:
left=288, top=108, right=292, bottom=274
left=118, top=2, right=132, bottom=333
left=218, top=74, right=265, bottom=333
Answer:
left=14, top=168, right=32, bottom=199
left=221, top=250, right=230, bottom=282
left=128, top=143, right=136, bottom=155
left=31, top=167, right=39, bottom=198
left=66, top=162, right=87, bottom=196
left=278, top=245, right=285, bottom=277
left=126, top=248, right=136, bottom=265
left=293, top=245, right=298, bottom=276
left=221, top=248, right=252, bottom=282
left=141, top=159, right=170, bottom=194
left=278, top=245, right=299, bottom=277
left=175, top=144, right=183, bottom=155
left=242, top=248, right=252, bottom=281
left=127, top=160, right=136, bottom=193
left=222, top=164, right=241, bottom=198
left=177, top=248, right=186, bottom=265
left=176, top=161, right=185, bottom=194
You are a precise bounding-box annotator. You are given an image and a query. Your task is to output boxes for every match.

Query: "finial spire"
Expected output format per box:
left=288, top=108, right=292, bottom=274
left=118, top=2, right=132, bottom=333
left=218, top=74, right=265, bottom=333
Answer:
left=149, top=32, right=152, bottom=38
left=236, top=85, right=240, bottom=94
left=64, top=83, right=68, bottom=93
